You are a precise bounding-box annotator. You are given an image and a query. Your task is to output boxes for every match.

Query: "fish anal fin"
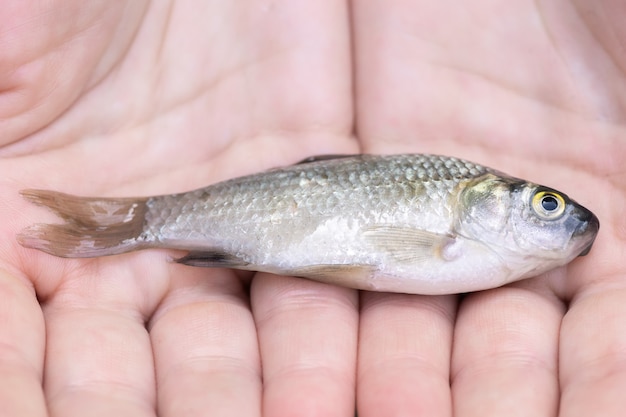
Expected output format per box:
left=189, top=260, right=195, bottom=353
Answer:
left=286, top=264, right=377, bottom=290
left=363, top=225, right=461, bottom=264
left=175, top=251, right=250, bottom=268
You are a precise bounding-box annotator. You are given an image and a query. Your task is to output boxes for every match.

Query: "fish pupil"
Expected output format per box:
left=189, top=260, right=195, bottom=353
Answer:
left=541, top=195, right=559, bottom=212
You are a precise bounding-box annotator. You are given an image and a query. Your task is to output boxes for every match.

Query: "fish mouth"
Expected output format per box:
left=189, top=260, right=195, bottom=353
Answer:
left=573, top=208, right=600, bottom=257
left=578, top=239, right=595, bottom=256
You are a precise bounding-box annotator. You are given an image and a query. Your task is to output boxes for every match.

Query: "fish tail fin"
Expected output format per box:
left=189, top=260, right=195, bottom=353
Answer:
left=17, top=189, right=151, bottom=258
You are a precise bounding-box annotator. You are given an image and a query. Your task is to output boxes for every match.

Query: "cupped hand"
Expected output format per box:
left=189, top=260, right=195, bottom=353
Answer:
left=355, top=2, right=625, bottom=416
left=1, top=1, right=624, bottom=416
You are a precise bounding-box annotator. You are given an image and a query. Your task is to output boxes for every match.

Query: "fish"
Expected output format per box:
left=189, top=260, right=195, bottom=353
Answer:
left=17, top=154, right=599, bottom=295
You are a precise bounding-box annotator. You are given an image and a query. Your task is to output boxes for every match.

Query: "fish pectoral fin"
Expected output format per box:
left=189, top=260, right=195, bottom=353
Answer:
left=363, top=225, right=459, bottom=263
left=286, top=264, right=377, bottom=290
left=175, top=250, right=249, bottom=268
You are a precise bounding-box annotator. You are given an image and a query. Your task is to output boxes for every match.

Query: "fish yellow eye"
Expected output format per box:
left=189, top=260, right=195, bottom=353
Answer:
left=532, top=190, right=566, bottom=219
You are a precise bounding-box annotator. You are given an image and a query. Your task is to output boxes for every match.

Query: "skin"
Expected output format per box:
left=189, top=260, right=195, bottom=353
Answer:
left=0, top=0, right=624, bottom=416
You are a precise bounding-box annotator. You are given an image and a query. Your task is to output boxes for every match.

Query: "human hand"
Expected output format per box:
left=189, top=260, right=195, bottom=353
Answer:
left=1, top=2, right=357, bottom=416
left=1, top=1, right=623, bottom=416
left=354, top=1, right=624, bottom=415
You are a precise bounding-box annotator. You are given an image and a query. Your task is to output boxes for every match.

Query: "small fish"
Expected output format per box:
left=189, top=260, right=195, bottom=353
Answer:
left=17, top=154, right=599, bottom=295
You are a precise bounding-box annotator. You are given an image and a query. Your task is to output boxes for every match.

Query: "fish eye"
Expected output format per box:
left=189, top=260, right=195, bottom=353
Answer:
left=532, top=190, right=566, bottom=220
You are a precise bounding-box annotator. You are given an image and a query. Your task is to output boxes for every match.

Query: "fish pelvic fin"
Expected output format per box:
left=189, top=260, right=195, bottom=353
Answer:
left=18, top=189, right=150, bottom=258
left=175, top=250, right=250, bottom=268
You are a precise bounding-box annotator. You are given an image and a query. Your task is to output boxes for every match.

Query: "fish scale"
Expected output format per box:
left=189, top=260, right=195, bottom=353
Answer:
left=139, top=155, right=492, bottom=269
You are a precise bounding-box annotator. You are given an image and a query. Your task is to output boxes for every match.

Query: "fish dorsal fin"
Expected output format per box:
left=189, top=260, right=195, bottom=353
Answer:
left=295, top=154, right=358, bottom=165
left=363, top=225, right=461, bottom=263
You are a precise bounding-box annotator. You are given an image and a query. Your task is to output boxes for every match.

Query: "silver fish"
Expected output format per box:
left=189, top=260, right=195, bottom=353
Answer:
left=17, top=154, right=599, bottom=295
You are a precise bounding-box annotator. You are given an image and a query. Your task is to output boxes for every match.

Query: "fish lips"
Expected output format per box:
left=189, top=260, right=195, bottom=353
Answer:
left=572, top=206, right=600, bottom=257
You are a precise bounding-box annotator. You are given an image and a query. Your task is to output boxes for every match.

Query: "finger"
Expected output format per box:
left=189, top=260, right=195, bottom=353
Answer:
left=560, top=287, right=626, bottom=416
left=357, top=292, right=456, bottom=416
left=252, top=274, right=359, bottom=417
left=451, top=285, right=563, bottom=417
left=0, top=269, right=46, bottom=416
left=151, top=268, right=261, bottom=417
left=43, top=256, right=162, bottom=417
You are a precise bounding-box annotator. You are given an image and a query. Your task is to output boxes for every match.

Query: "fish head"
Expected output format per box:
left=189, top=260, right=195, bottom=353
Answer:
left=457, top=174, right=600, bottom=278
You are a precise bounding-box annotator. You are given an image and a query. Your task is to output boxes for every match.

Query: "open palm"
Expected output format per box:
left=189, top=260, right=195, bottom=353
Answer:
left=1, top=1, right=624, bottom=416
